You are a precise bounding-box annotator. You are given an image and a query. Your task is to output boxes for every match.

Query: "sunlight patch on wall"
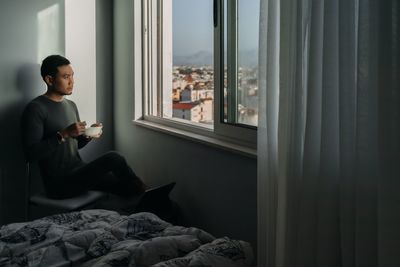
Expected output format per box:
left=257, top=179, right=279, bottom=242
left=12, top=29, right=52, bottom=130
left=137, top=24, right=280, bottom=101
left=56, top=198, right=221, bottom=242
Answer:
left=37, top=4, right=62, bottom=64
left=65, top=0, right=97, bottom=125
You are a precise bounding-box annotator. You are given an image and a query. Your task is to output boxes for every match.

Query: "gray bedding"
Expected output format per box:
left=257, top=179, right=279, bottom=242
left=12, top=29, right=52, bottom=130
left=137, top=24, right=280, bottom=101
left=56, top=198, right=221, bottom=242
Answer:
left=0, top=210, right=253, bottom=267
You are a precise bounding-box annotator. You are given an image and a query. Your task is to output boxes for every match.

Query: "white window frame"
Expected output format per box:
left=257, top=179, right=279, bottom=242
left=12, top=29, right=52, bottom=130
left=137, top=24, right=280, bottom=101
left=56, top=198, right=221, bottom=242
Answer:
left=133, top=0, right=257, bottom=152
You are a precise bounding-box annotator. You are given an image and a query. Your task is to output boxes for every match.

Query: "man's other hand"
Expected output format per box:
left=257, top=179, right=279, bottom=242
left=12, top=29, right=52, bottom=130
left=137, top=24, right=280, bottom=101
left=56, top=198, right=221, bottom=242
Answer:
left=60, top=121, right=87, bottom=138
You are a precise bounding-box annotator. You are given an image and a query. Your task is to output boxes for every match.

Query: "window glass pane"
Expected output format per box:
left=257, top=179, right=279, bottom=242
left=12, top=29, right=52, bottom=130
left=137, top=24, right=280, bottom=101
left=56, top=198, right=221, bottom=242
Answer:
left=169, top=0, right=214, bottom=125
left=238, top=0, right=259, bottom=126
left=224, top=0, right=259, bottom=127
left=223, top=0, right=228, bottom=123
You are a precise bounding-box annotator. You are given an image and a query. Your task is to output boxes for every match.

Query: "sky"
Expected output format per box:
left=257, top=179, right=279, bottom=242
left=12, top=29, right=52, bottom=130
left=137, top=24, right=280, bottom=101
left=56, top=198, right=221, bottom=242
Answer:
left=172, top=0, right=260, bottom=57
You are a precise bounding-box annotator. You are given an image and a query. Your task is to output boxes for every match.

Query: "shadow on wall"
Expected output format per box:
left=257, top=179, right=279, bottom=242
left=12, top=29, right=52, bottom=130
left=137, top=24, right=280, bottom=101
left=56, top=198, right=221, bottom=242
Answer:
left=0, top=63, right=44, bottom=224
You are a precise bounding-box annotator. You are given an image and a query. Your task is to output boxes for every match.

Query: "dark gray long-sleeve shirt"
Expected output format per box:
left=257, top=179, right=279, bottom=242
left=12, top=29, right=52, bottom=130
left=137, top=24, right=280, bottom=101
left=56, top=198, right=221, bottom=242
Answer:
left=21, top=95, right=90, bottom=179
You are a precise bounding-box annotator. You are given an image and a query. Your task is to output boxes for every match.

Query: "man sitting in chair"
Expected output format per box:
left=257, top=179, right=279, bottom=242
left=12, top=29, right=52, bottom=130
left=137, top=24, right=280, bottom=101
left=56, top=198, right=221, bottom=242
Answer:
left=21, top=55, right=146, bottom=203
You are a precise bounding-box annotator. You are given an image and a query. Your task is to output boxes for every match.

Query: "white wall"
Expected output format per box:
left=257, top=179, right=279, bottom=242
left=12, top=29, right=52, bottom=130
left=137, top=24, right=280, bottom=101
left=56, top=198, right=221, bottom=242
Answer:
left=65, top=0, right=97, bottom=125
left=0, top=0, right=65, bottom=224
left=0, top=0, right=114, bottom=224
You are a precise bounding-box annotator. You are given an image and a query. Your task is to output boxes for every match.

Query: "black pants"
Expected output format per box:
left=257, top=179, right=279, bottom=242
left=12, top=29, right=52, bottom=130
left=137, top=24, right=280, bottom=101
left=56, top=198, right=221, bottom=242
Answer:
left=46, top=151, right=145, bottom=199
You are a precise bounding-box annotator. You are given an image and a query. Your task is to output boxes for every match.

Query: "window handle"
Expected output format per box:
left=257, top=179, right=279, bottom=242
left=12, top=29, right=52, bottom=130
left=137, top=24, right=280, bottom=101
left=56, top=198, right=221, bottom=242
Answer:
left=213, top=0, right=218, bottom=27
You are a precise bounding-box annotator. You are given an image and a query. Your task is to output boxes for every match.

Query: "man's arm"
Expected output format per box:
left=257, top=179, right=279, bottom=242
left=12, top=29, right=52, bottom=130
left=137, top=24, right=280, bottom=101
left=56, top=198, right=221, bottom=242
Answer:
left=20, top=103, right=60, bottom=162
left=21, top=103, right=87, bottom=162
left=77, top=135, right=91, bottom=149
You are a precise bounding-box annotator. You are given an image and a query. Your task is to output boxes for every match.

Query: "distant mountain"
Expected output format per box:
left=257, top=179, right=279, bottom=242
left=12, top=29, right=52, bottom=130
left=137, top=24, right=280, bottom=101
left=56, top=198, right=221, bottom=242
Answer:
left=238, top=49, right=258, bottom=67
left=174, top=49, right=258, bottom=67
left=174, top=51, right=213, bottom=66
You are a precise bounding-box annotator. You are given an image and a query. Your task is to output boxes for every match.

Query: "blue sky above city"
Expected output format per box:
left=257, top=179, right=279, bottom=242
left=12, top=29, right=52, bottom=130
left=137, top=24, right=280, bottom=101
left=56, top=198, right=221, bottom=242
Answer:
left=172, top=0, right=260, bottom=57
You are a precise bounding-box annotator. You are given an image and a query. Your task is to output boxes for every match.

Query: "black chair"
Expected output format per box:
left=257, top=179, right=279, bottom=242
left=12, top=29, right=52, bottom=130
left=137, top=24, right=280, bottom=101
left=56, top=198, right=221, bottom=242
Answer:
left=26, top=163, right=107, bottom=220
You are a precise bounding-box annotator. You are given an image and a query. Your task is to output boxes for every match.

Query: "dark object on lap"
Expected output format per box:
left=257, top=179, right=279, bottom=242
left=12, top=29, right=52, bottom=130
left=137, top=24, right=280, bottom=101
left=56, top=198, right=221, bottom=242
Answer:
left=133, top=182, right=180, bottom=223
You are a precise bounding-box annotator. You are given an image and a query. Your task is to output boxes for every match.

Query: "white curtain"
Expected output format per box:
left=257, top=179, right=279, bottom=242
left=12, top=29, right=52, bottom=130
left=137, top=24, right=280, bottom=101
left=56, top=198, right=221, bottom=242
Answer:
left=257, top=0, right=400, bottom=266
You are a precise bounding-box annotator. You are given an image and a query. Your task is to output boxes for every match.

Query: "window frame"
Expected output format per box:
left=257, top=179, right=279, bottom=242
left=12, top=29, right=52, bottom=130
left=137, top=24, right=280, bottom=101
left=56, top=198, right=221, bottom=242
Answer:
left=135, top=0, right=257, bottom=149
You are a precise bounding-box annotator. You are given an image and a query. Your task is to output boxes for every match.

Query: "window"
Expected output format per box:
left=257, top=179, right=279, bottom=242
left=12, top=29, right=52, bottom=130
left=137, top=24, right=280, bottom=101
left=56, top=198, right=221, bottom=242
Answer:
left=223, top=0, right=259, bottom=127
left=139, top=0, right=259, bottom=145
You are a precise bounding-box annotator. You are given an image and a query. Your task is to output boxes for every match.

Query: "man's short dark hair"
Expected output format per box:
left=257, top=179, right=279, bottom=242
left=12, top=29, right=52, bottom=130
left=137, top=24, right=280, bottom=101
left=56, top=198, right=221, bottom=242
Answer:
left=40, top=55, right=70, bottom=79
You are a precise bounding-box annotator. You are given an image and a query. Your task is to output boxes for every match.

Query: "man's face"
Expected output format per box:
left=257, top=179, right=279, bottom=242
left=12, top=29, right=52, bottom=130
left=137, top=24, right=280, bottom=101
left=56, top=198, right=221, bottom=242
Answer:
left=49, top=64, right=74, bottom=95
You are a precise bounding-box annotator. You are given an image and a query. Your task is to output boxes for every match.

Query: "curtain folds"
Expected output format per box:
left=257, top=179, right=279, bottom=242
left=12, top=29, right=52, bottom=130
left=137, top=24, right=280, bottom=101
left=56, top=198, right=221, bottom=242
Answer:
left=257, top=0, right=400, bottom=266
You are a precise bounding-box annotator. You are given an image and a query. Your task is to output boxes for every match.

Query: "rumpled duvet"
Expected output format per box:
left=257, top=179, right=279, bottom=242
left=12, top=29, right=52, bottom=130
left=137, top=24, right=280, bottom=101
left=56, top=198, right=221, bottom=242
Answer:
left=0, top=210, right=253, bottom=267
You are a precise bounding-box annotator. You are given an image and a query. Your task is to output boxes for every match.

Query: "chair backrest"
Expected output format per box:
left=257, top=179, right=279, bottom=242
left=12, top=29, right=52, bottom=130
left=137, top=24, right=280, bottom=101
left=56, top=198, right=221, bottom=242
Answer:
left=26, top=162, right=45, bottom=220
left=26, top=162, right=46, bottom=197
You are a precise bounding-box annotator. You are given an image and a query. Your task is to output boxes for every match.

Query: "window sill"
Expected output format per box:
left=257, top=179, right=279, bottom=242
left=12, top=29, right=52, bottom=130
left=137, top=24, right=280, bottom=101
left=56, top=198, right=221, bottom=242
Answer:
left=133, top=119, right=257, bottom=159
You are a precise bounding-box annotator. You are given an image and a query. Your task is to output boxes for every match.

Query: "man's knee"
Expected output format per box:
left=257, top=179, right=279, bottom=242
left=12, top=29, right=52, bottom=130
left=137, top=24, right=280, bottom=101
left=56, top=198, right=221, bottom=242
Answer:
left=104, top=151, right=127, bottom=165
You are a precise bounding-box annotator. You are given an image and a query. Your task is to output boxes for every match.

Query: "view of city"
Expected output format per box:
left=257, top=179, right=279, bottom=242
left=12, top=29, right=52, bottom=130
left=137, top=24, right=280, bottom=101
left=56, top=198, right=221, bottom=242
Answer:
left=168, top=0, right=259, bottom=127
left=171, top=64, right=258, bottom=126
left=172, top=65, right=214, bottom=124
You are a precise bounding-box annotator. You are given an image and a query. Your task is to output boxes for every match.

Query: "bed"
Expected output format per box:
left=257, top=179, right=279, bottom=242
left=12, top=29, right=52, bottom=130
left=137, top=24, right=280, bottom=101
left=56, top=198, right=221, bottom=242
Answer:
left=0, top=209, right=254, bottom=267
